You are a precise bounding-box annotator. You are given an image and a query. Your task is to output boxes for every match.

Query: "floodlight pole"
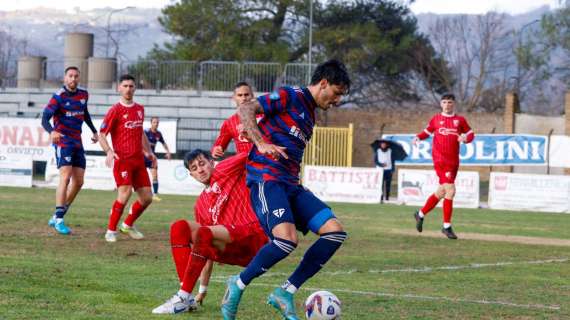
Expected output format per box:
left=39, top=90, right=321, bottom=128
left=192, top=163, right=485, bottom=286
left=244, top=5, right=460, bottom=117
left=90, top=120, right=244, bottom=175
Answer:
left=307, top=0, right=313, bottom=85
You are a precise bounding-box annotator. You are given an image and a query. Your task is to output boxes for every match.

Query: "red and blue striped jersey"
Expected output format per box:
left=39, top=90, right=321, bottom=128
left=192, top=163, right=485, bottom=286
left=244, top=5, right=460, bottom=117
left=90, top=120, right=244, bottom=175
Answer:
left=144, top=128, right=165, bottom=153
left=246, top=86, right=317, bottom=185
left=43, top=86, right=89, bottom=148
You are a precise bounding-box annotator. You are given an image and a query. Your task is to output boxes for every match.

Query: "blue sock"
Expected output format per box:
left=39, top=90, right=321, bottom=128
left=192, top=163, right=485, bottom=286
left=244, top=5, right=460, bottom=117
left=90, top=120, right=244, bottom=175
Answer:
left=239, top=237, right=297, bottom=285
left=54, top=206, right=66, bottom=219
left=153, top=181, right=159, bottom=194
left=287, top=231, right=347, bottom=289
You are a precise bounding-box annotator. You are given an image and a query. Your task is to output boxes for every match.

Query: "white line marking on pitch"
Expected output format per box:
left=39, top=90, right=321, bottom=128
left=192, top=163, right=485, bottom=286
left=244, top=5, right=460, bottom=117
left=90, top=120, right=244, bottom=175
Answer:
left=209, top=279, right=561, bottom=311
left=210, top=258, right=568, bottom=279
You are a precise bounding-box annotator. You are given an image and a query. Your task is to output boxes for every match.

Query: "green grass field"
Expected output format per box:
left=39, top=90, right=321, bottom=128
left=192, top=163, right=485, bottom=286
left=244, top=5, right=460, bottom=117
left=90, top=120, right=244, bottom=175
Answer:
left=1, top=186, right=569, bottom=319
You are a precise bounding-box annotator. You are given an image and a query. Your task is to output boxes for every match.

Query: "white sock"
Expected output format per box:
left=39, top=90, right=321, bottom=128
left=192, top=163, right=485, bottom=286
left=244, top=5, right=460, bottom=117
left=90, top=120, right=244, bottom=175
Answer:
left=177, top=289, right=191, bottom=300
left=283, top=282, right=298, bottom=294
left=443, top=222, right=451, bottom=229
left=236, top=277, right=246, bottom=290
left=418, top=211, right=425, bottom=218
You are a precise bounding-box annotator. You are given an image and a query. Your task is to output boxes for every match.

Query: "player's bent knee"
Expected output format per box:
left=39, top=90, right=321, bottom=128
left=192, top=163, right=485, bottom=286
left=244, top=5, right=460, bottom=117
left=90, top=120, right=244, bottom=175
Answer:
left=170, top=220, right=191, bottom=246
left=309, top=208, right=340, bottom=234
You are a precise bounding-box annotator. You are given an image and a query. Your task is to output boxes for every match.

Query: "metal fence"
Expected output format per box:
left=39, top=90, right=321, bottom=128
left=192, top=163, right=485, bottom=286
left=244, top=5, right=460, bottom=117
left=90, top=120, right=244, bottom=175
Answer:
left=2, top=59, right=318, bottom=92
left=119, top=60, right=315, bottom=92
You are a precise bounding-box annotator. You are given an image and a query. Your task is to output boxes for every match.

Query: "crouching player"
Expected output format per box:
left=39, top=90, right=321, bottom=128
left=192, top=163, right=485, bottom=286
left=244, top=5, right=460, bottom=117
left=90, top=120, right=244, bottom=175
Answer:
left=152, top=150, right=268, bottom=314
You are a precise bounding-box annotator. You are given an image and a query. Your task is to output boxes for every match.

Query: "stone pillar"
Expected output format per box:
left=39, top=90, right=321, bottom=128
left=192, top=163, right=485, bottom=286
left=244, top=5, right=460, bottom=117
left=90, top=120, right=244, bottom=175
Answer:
left=501, top=92, right=519, bottom=173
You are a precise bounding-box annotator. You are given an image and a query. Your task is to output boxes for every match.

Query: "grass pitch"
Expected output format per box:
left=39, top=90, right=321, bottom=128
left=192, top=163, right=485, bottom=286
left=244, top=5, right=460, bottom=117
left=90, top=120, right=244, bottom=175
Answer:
left=0, top=186, right=569, bottom=319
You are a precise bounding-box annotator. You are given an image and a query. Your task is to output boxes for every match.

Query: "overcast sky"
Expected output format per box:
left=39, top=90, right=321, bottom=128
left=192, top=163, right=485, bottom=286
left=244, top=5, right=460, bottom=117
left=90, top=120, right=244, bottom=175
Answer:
left=0, top=0, right=561, bottom=15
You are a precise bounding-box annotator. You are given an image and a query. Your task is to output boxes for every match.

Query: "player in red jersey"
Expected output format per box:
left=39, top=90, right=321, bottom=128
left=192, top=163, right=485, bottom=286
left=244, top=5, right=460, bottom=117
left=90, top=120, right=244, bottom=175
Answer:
left=98, top=74, right=157, bottom=243
left=152, top=150, right=268, bottom=314
left=211, top=82, right=256, bottom=159
left=412, top=93, right=475, bottom=239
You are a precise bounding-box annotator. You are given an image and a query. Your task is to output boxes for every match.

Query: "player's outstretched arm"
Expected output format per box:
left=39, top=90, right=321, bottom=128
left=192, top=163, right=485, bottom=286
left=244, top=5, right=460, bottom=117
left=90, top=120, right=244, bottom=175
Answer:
left=238, top=100, right=288, bottom=159
left=99, top=132, right=118, bottom=168
left=195, top=260, right=214, bottom=305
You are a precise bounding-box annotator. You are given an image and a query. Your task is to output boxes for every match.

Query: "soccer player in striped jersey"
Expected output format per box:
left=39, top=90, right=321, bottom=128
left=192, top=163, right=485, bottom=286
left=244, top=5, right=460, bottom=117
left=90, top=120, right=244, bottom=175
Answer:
left=412, top=93, right=475, bottom=239
left=221, top=60, right=351, bottom=320
left=211, top=81, right=256, bottom=159
left=152, top=150, right=268, bottom=314
left=144, top=117, right=172, bottom=201
left=99, top=74, right=157, bottom=243
left=42, top=66, right=98, bottom=235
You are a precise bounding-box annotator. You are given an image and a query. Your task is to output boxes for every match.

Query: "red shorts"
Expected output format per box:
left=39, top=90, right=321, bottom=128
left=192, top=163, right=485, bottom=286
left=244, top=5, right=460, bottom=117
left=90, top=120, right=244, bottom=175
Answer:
left=213, top=223, right=269, bottom=267
left=434, top=162, right=459, bottom=184
left=113, top=157, right=151, bottom=190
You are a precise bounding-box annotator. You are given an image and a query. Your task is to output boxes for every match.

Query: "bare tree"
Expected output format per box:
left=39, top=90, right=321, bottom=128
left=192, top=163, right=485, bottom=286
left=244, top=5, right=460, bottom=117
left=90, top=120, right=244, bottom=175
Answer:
left=422, top=12, right=514, bottom=111
left=0, top=29, right=26, bottom=87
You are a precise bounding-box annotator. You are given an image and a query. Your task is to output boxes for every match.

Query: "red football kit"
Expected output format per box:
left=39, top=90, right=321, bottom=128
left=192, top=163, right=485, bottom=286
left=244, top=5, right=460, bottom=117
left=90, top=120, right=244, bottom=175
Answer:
left=194, top=153, right=268, bottom=266
left=211, top=113, right=264, bottom=155
left=100, top=101, right=150, bottom=189
left=416, top=113, right=474, bottom=184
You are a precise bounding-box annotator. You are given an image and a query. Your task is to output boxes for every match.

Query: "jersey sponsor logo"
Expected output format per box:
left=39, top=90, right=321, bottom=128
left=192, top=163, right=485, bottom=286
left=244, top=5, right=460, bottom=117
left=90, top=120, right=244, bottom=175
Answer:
left=272, top=208, right=285, bottom=218
left=124, top=120, right=144, bottom=129
left=289, top=125, right=308, bottom=144
left=65, top=111, right=84, bottom=117
left=437, top=127, right=459, bottom=136
left=208, top=192, right=228, bottom=224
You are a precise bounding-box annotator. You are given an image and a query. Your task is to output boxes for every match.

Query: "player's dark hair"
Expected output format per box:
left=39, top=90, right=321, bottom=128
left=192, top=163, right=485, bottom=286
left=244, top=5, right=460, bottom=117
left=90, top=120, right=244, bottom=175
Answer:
left=64, top=66, right=79, bottom=74
left=234, top=81, right=252, bottom=91
left=184, top=149, right=212, bottom=169
left=151, top=116, right=159, bottom=122
left=310, top=59, right=351, bottom=93
left=441, top=93, right=456, bottom=101
left=119, top=74, right=136, bottom=83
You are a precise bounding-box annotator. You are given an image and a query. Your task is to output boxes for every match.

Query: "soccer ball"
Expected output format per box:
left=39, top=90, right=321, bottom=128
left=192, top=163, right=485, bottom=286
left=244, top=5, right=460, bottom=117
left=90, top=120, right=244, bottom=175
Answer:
left=304, top=290, right=342, bottom=320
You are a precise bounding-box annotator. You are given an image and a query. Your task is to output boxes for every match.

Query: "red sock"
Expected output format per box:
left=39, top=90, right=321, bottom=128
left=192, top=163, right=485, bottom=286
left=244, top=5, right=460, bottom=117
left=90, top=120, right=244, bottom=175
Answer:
left=107, top=200, right=125, bottom=231
left=123, top=200, right=146, bottom=227
left=181, top=227, right=215, bottom=293
left=421, top=194, right=440, bottom=216
left=170, top=220, right=192, bottom=282
left=443, top=198, right=453, bottom=223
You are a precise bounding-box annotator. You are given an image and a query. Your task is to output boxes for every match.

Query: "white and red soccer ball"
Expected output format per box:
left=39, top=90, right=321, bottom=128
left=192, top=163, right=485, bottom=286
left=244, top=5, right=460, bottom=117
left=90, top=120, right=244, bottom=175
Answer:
left=304, top=290, right=342, bottom=320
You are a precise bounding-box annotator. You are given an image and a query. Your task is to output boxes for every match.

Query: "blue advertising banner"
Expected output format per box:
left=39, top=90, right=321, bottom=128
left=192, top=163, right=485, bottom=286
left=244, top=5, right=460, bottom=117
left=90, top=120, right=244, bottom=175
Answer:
left=382, top=134, right=548, bottom=166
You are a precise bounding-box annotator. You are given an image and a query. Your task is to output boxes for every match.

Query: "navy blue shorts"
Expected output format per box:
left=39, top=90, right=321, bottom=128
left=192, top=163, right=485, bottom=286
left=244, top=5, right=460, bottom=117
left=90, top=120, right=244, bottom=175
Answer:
left=144, top=156, right=154, bottom=168
left=248, top=181, right=335, bottom=237
left=54, top=145, right=86, bottom=169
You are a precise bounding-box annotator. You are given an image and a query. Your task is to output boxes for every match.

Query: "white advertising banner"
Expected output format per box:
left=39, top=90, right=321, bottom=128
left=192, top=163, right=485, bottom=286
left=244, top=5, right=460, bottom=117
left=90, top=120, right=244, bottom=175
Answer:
left=302, top=166, right=383, bottom=204
left=45, top=156, right=204, bottom=195
left=45, top=156, right=115, bottom=190
left=0, top=117, right=177, bottom=163
left=398, top=169, right=480, bottom=208
left=488, top=172, right=570, bottom=213
left=548, top=135, right=570, bottom=168
left=0, top=154, right=33, bottom=187
left=0, top=117, right=53, bottom=161
left=81, top=119, right=177, bottom=153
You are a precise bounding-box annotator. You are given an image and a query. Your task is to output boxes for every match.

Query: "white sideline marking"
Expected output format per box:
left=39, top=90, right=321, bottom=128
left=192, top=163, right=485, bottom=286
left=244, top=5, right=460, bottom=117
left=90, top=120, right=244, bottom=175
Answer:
left=210, top=258, right=569, bottom=279
left=210, top=279, right=561, bottom=311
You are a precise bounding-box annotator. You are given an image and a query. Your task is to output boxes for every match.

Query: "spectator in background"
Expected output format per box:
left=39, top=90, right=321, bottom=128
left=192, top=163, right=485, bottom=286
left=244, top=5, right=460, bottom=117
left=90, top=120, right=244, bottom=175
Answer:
left=375, top=141, right=393, bottom=203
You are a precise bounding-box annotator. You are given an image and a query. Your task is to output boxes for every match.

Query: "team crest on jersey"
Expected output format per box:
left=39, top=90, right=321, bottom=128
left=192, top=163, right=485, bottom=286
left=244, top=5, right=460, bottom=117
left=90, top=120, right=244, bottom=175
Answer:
left=439, top=120, right=444, bottom=125
left=269, top=91, right=280, bottom=100
left=80, top=99, right=86, bottom=104
left=123, top=114, right=128, bottom=119
left=453, top=119, right=459, bottom=127
left=137, top=111, right=143, bottom=119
